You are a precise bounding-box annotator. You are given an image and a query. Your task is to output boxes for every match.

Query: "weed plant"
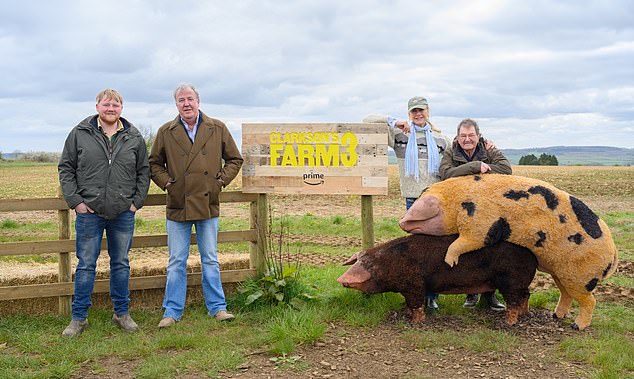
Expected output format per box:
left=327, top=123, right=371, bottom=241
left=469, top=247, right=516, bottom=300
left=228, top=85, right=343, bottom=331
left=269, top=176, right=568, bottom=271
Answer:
left=233, top=209, right=314, bottom=310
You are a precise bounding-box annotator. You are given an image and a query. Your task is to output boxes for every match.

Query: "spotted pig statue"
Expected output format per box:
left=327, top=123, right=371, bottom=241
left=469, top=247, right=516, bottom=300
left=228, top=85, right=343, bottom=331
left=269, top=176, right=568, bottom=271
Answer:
left=399, top=174, right=619, bottom=330
left=337, top=234, right=538, bottom=325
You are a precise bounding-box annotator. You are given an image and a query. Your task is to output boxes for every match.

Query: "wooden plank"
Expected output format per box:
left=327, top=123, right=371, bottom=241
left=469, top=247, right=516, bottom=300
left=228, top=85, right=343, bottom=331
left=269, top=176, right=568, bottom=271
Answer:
left=57, top=187, right=72, bottom=316
left=0, top=198, right=68, bottom=212
left=144, top=191, right=258, bottom=207
left=244, top=133, right=387, bottom=146
left=0, top=230, right=257, bottom=257
left=251, top=194, right=268, bottom=272
left=0, top=269, right=257, bottom=301
left=243, top=123, right=383, bottom=133
left=361, top=195, right=375, bottom=250
left=243, top=176, right=387, bottom=195
left=0, top=191, right=258, bottom=213
left=250, top=165, right=387, bottom=177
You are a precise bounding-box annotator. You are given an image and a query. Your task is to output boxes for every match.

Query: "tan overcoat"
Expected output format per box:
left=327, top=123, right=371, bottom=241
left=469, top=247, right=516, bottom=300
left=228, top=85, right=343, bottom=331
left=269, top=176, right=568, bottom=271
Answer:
left=149, top=111, right=243, bottom=221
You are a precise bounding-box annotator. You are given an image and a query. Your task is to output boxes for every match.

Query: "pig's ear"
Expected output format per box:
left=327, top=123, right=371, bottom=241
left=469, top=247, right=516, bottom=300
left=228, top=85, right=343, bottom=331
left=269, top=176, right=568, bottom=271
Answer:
left=342, top=253, right=358, bottom=265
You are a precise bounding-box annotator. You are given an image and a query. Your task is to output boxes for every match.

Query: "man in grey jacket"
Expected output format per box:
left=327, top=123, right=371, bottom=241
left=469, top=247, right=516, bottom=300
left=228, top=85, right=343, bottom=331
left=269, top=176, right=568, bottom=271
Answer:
left=58, top=88, right=150, bottom=337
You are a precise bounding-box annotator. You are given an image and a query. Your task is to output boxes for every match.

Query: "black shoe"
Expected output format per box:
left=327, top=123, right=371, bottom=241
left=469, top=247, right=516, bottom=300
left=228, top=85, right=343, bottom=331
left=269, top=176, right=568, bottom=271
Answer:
left=463, top=294, right=479, bottom=308
left=484, top=293, right=506, bottom=311
left=426, top=298, right=439, bottom=310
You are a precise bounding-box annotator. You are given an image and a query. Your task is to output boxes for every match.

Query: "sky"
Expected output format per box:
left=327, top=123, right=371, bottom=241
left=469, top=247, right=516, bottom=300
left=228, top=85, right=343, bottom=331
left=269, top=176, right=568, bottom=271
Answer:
left=1, top=0, right=633, bottom=153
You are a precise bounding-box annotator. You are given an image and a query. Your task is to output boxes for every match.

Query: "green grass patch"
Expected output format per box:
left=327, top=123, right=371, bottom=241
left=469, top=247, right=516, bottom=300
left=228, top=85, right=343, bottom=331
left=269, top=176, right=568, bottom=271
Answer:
left=0, top=161, right=57, bottom=169
left=0, top=221, right=57, bottom=241
left=0, top=219, right=19, bottom=229
left=0, top=265, right=632, bottom=378
left=602, top=211, right=634, bottom=255
left=605, top=275, right=634, bottom=287
left=527, top=288, right=561, bottom=310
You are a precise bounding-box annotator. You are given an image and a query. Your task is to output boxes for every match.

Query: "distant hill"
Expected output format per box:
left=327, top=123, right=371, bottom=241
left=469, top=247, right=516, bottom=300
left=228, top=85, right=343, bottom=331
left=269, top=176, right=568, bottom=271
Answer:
left=501, top=146, right=633, bottom=166
left=388, top=146, right=633, bottom=166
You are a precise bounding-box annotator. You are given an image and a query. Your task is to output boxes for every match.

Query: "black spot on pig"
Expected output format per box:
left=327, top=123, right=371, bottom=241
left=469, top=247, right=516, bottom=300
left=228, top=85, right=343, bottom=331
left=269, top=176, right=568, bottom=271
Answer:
left=585, top=278, right=598, bottom=292
left=535, top=231, right=546, bottom=247
left=570, top=196, right=602, bottom=239
left=559, top=214, right=567, bottom=223
left=528, top=186, right=559, bottom=210
left=602, top=263, right=612, bottom=278
left=568, top=233, right=584, bottom=245
left=461, top=202, right=476, bottom=216
left=474, top=175, right=481, bottom=181
left=503, top=190, right=530, bottom=201
left=485, top=218, right=511, bottom=246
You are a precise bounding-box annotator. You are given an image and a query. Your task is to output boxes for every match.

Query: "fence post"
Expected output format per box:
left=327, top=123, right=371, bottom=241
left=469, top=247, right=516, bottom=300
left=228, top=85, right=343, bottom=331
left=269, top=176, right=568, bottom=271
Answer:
left=249, top=193, right=268, bottom=273
left=361, top=195, right=375, bottom=250
left=57, top=187, right=72, bottom=316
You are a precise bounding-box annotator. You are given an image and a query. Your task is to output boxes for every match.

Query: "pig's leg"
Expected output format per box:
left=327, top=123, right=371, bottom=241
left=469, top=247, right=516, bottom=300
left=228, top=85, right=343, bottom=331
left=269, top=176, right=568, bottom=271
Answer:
left=444, top=237, right=484, bottom=267
left=403, top=292, right=426, bottom=323
left=552, top=276, right=573, bottom=320
left=555, top=275, right=597, bottom=330
left=502, top=289, right=530, bottom=326
left=571, top=291, right=596, bottom=330
left=411, top=307, right=426, bottom=323
left=505, top=309, right=520, bottom=326
left=519, top=293, right=530, bottom=316
left=399, top=196, right=441, bottom=234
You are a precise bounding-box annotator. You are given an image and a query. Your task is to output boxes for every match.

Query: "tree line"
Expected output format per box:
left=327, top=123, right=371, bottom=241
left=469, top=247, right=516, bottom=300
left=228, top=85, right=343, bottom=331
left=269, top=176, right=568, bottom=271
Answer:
left=518, top=153, right=559, bottom=166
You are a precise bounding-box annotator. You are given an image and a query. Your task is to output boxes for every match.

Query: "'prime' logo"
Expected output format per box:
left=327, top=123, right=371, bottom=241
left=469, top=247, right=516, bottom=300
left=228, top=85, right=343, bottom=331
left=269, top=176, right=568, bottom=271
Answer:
left=303, top=171, right=325, bottom=185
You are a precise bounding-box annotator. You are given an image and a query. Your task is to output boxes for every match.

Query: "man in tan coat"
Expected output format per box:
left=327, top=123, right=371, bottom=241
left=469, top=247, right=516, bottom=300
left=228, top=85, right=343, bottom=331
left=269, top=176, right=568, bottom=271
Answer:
left=149, top=84, right=243, bottom=328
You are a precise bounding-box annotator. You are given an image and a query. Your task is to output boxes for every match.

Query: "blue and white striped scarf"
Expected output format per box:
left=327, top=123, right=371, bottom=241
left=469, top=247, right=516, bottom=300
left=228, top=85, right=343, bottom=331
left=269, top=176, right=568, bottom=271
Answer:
left=404, top=121, right=440, bottom=180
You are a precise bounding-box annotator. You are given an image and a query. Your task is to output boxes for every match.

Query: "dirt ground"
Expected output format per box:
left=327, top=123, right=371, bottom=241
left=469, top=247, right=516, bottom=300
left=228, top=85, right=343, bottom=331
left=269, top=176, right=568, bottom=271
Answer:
left=221, top=311, right=592, bottom=379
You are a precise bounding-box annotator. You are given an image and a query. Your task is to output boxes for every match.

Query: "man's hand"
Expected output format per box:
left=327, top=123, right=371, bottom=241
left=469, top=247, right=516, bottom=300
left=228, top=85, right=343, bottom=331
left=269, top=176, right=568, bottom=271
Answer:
left=129, top=204, right=138, bottom=212
left=75, top=202, right=94, bottom=214
left=480, top=162, right=491, bottom=173
left=484, top=139, right=496, bottom=150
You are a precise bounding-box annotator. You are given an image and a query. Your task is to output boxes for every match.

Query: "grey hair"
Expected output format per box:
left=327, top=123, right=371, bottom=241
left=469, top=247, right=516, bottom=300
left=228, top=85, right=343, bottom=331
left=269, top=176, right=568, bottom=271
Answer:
left=457, top=118, right=480, bottom=136
left=173, top=84, right=200, bottom=101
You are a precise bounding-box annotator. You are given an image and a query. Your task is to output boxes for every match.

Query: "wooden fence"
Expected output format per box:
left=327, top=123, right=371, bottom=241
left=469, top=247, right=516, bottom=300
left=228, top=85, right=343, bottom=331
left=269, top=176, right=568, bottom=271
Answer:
left=0, top=190, right=268, bottom=315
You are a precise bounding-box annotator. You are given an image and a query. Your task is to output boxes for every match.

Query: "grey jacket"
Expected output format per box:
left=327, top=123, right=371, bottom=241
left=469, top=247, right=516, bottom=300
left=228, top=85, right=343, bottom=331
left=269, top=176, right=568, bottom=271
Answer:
left=58, top=115, right=150, bottom=219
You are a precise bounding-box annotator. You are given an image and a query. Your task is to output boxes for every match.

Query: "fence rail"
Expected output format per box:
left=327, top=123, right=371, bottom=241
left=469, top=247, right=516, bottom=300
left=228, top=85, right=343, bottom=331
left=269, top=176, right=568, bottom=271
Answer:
left=0, top=191, right=268, bottom=315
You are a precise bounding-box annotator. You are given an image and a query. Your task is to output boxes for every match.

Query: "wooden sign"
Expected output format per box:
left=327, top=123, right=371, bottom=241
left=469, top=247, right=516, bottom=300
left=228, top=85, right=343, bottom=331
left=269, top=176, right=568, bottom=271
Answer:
left=242, top=123, right=388, bottom=195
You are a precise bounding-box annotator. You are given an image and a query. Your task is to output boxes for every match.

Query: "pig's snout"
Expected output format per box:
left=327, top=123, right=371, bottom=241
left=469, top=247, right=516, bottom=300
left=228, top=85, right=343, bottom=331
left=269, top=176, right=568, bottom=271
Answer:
left=337, top=276, right=353, bottom=288
left=337, top=264, right=372, bottom=291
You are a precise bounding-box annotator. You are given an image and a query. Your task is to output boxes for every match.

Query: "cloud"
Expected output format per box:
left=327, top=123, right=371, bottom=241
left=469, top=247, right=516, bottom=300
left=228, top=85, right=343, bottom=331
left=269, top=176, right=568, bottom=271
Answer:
left=0, top=0, right=633, bottom=153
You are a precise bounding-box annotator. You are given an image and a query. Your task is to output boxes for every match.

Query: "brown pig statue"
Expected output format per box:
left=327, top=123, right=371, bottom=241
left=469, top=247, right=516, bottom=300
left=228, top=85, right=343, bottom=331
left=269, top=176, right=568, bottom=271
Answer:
left=337, top=234, right=538, bottom=325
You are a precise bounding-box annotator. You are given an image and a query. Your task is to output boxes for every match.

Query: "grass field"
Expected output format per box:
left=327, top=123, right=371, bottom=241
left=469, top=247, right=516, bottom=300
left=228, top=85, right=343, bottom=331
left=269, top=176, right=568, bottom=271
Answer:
left=0, top=162, right=633, bottom=378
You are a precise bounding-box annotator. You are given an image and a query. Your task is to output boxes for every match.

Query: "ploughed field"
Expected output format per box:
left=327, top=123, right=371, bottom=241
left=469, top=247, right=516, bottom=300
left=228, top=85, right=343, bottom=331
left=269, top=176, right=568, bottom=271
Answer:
left=0, top=165, right=632, bottom=298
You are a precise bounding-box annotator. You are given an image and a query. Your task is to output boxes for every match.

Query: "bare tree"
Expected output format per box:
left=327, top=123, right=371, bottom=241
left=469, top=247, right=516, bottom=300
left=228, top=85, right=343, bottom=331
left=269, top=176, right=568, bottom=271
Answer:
left=136, top=124, right=156, bottom=154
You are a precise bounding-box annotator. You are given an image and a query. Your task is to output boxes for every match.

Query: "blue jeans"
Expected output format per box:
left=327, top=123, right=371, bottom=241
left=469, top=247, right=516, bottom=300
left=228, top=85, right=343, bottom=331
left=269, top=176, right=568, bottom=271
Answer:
left=163, top=217, right=227, bottom=320
left=406, top=198, right=438, bottom=301
left=72, top=210, right=135, bottom=320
